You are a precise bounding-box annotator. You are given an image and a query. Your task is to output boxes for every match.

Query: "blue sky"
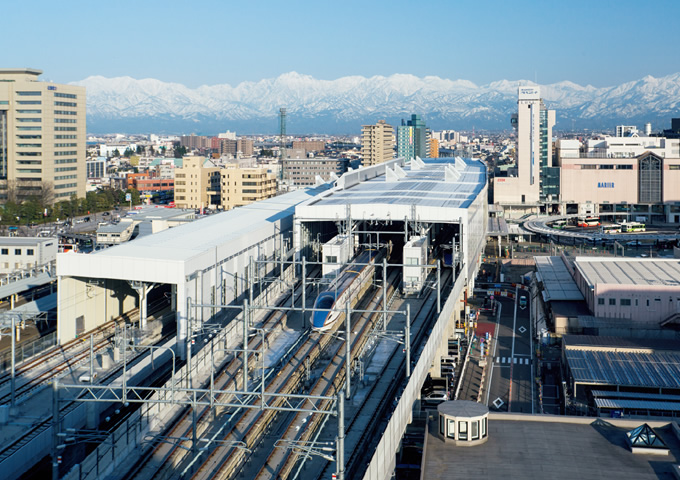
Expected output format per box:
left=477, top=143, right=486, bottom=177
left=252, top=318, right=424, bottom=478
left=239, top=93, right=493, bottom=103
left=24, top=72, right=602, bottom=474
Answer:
left=3, top=0, right=679, bottom=88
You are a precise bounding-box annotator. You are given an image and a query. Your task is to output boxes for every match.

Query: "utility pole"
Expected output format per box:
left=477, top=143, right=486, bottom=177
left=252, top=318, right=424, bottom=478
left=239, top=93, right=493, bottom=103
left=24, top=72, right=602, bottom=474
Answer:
left=279, top=108, right=287, bottom=186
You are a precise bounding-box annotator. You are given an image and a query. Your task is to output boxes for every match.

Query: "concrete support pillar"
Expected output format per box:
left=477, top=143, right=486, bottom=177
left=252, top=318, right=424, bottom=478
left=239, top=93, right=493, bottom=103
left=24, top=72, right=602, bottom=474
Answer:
left=176, top=282, right=187, bottom=360
left=86, top=402, right=99, bottom=429
left=130, top=282, right=153, bottom=330
left=171, top=284, right=177, bottom=310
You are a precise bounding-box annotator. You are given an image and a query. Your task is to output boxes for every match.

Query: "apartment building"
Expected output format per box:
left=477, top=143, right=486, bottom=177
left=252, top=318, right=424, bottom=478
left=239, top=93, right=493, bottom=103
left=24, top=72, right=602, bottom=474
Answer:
left=216, top=166, right=277, bottom=210
left=174, top=156, right=219, bottom=209
left=429, top=138, right=440, bottom=158
left=210, top=137, right=253, bottom=158
left=361, top=120, right=394, bottom=166
left=180, top=135, right=211, bottom=150
left=282, top=157, right=348, bottom=186
left=397, top=115, right=429, bottom=161
left=174, top=156, right=277, bottom=210
left=0, top=68, right=86, bottom=203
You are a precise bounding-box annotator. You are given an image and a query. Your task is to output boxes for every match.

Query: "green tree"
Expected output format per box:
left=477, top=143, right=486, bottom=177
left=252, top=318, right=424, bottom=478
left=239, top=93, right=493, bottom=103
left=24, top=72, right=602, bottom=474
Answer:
left=124, top=148, right=134, bottom=158
left=136, top=145, right=143, bottom=154
left=173, top=144, right=187, bottom=158
left=113, top=148, right=121, bottom=158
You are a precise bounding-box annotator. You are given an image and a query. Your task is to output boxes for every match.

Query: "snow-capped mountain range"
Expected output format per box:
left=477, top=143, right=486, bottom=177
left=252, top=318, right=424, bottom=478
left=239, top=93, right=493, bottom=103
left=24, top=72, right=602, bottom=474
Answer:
left=72, top=72, right=680, bottom=134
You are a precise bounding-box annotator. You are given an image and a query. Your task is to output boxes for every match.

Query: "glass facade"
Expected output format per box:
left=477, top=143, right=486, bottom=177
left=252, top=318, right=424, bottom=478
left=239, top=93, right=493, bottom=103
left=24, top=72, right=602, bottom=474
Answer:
left=539, top=108, right=559, bottom=202
left=638, top=154, right=662, bottom=203
left=397, top=115, right=429, bottom=159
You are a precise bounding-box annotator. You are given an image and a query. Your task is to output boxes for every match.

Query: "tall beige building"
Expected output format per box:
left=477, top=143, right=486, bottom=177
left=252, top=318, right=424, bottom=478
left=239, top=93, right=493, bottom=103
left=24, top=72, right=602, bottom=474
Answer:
left=361, top=120, right=394, bottom=166
left=217, top=166, right=277, bottom=210
left=174, top=156, right=219, bottom=209
left=174, top=156, right=277, bottom=210
left=0, top=69, right=86, bottom=203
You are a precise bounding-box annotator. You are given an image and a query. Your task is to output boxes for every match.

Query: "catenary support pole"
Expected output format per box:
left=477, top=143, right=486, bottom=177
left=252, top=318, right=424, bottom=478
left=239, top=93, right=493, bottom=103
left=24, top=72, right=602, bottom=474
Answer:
left=437, top=259, right=441, bottom=314
left=337, top=391, right=345, bottom=480
left=382, top=258, right=387, bottom=331
left=90, top=333, right=94, bottom=384
left=302, top=256, right=307, bottom=327
left=52, top=379, right=60, bottom=480
left=406, top=304, right=411, bottom=377
left=11, top=315, right=16, bottom=407
left=243, top=300, right=249, bottom=391
left=345, top=302, right=351, bottom=400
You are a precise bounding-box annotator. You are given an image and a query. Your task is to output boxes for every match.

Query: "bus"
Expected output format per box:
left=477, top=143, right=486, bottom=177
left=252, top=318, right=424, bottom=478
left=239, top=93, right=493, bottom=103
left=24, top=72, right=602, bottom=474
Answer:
left=551, top=220, right=567, bottom=229
left=622, top=222, right=646, bottom=232
left=602, top=223, right=622, bottom=233
left=577, top=216, right=600, bottom=227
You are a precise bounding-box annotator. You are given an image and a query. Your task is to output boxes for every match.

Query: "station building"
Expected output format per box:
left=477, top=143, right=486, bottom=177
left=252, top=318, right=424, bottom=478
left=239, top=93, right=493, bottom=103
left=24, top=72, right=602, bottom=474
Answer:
left=294, top=156, right=488, bottom=377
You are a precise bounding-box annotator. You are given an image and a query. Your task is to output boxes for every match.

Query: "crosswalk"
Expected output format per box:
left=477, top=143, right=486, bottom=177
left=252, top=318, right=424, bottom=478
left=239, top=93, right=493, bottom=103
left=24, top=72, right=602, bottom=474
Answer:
left=495, top=356, right=531, bottom=365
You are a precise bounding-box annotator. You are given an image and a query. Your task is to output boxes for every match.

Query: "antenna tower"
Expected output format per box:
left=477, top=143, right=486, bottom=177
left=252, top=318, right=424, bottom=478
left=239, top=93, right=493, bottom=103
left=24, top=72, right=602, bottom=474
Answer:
left=279, top=108, right=286, bottom=183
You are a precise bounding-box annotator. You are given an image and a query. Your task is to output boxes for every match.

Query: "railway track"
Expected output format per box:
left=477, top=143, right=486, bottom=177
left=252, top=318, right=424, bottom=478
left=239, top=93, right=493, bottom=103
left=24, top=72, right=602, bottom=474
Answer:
left=0, top=298, right=170, bottom=405
left=0, top=329, right=177, bottom=471
left=125, top=269, right=322, bottom=480
left=252, top=269, right=401, bottom=480
left=0, top=299, right=174, bottom=476
left=292, top=268, right=452, bottom=480
left=127, top=308, right=289, bottom=480
left=186, top=268, right=397, bottom=480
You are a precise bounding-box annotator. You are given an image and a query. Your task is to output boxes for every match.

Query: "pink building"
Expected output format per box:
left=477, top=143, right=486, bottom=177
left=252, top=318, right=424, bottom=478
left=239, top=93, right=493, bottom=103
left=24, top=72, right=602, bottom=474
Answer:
left=573, top=257, right=680, bottom=325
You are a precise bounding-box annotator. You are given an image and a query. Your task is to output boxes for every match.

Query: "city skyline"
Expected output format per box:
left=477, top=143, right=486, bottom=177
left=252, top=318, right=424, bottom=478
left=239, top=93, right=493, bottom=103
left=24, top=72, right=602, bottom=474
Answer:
left=4, top=0, right=680, bottom=89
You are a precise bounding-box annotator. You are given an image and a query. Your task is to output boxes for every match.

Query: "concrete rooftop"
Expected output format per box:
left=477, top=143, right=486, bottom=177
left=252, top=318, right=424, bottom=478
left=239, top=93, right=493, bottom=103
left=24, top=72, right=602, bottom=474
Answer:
left=424, top=415, right=680, bottom=480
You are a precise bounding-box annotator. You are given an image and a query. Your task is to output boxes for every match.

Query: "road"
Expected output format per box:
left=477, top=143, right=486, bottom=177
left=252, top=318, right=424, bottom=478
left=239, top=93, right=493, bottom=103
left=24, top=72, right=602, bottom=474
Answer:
left=486, top=290, right=533, bottom=413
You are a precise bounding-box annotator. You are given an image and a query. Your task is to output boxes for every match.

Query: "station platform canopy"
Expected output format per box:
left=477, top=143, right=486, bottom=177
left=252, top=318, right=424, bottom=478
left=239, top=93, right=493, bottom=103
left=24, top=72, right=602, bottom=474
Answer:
left=295, top=157, right=486, bottom=224
left=535, top=256, right=584, bottom=302
left=57, top=185, right=330, bottom=285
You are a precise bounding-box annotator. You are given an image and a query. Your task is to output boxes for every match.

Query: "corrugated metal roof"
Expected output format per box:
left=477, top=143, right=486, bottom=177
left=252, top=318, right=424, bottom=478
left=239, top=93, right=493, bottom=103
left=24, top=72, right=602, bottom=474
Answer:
left=566, top=348, right=680, bottom=388
left=562, top=335, right=680, bottom=351
left=591, top=390, right=680, bottom=402
left=535, top=256, right=584, bottom=301
left=575, top=257, right=680, bottom=288
left=594, top=397, right=680, bottom=412
left=0, top=272, right=54, bottom=299
left=487, top=218, right=508, bottom=236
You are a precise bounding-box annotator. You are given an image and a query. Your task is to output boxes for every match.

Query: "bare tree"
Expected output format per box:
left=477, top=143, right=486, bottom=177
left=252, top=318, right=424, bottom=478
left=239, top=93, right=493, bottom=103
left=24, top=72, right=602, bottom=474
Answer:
left=4, top=179, right=18, bottom=203
left=38, top=181, right=55, bottom=207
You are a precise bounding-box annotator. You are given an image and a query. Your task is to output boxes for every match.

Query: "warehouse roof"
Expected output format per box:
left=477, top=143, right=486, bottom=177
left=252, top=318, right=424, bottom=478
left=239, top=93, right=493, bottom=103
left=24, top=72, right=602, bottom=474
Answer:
left=574, top=257, right=680, bottom=288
